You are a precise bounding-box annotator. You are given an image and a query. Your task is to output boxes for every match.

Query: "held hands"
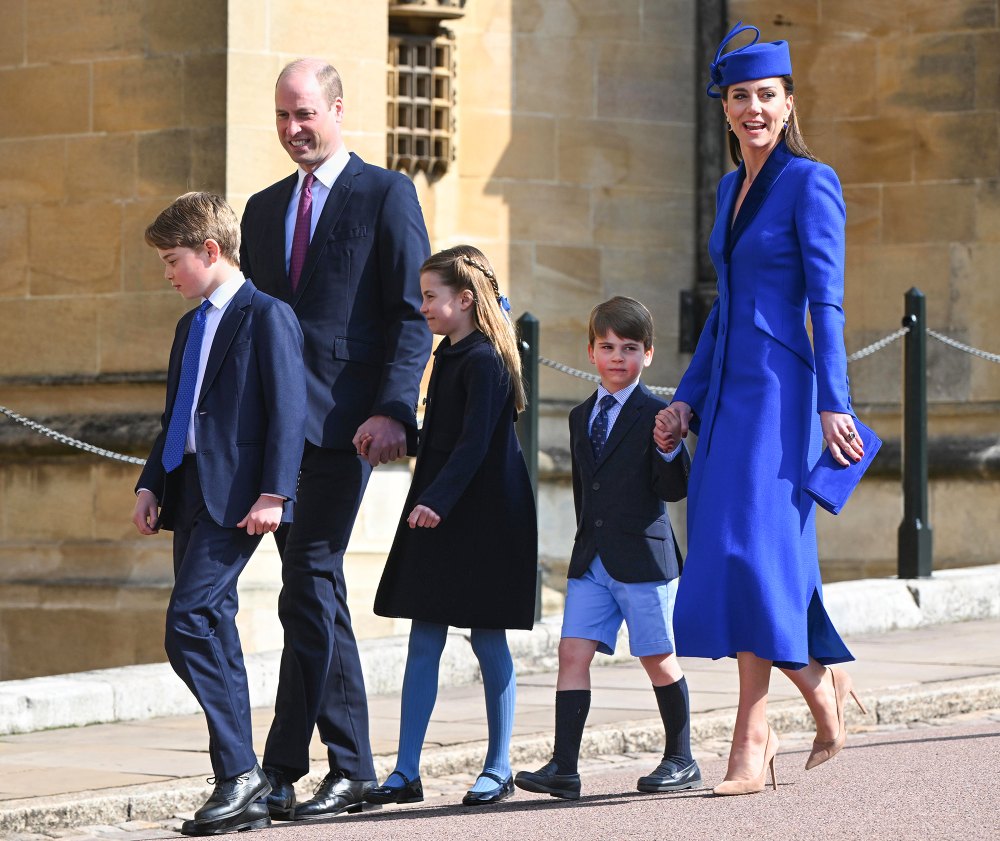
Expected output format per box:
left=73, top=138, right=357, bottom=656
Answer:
left=653, top=402, right=692, bottom=453
left=353, top=415, right=407, bottom=467
left=236, top=494, right=285, bottom=535
left=820, top=411, right=864, bottom=467
left=407, top=504, right=441, bottom=529
left=132, top=489, right=160, bottom=535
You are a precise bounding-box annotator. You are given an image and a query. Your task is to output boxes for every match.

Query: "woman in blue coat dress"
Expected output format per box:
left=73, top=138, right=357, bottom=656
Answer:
left=655, top=23, right=867, bottom=795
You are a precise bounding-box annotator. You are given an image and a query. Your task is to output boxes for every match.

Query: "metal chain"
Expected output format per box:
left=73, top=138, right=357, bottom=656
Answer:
left=538, top=357, right=676, bottom=396
left=846, top=327, right=909, bottom=362
left=539, top=326, right=912, bottom=395
left=0, top=405, right=147, bottom=465
left=928, top=329, right=1000, bottom=365
left=3, top=328, right=992, bottom=465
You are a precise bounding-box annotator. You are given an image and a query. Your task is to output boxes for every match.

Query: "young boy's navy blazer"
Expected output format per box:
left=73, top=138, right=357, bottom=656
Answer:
left=137, top=280, right=305, bottom=528
left=136, top=279, right=305, bottom=782
left=568, top=382, right=689, bottom=584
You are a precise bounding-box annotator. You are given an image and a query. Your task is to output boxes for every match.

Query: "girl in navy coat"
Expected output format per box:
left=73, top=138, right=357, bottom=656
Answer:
left=369, top=245, right=537, bottom=807
left=655, top=23, right=867, bottom=796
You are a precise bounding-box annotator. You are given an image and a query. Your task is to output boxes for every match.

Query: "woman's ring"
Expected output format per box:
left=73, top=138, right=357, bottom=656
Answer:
left=845, top=431, right=856, bottom=442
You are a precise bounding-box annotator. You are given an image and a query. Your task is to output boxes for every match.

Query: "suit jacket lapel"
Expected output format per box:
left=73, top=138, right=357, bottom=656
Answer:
left=726, top=140, right=794, bottom=259
left=292, top=153, right=363, bottom=305
left=264, top=175, right=297, bottom=303
left=197, top=282, right=254, bottom=406
left=595, top=386, right=647, bottom=468
left=576, top=393, right=598, bottom=468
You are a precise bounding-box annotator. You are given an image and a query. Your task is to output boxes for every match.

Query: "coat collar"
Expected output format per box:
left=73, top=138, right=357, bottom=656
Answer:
left=434, top=329, right=488, bottom=357
left=725, top=139, right=795, bottom=259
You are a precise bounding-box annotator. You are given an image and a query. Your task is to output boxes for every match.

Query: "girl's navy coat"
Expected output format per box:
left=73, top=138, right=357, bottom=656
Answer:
left=374, top=330, right=538, bottom=630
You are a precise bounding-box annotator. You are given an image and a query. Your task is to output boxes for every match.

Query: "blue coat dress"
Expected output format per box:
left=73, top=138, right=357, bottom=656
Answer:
left=672, top=140, right=854, bottom=670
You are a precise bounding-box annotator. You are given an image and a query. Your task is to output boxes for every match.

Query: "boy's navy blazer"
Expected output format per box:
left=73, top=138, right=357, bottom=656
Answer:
left=240, top=152, right=431, bottom=451
left=137, top=280, right=306, bottom=530
left=568, top=382, right=690, bottom=584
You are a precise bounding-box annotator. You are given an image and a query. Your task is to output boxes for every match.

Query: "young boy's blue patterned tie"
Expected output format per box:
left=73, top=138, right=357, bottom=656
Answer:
left=589, top=394, right=617, bottom=459
left=161, top=300, right=213, bottom=472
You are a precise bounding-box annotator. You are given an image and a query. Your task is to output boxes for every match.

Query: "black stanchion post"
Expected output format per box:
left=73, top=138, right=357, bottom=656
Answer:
left=897, top=288, right=933, bottom=578
left=515, top=312, right=542, bottom=620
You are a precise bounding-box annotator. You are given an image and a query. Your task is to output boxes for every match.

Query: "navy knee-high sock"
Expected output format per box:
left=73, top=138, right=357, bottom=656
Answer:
left=468, top=628, right=516, bottom=791
left=552, top=689, right=591, bottom=774
left=393, top=621, right=448, bottom=782
left=653, top=676, right=693, bottom=769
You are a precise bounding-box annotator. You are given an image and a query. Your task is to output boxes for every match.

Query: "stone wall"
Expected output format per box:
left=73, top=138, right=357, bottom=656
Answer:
left=2, top=1, right=999, bottom=678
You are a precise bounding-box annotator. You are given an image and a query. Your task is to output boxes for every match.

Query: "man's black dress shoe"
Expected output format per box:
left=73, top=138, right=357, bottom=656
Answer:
left=263, top=767, right=296, bottom=820
left=293, top=771, right=381, bottom=819
left=462, top=772, right=515, bottom=806
left=180, top=766, right=271, bottom=836
left=365, top=771, right=424, bottom=805
left=636, top=758, right=703, bottom=793
left=181, top=801, right=271, bottom=836
left=513, top=761, right=581, bottom=800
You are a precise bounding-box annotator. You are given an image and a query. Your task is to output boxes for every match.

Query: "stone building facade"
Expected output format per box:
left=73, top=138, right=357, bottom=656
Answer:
left=0, top=0, right=997, bottom=678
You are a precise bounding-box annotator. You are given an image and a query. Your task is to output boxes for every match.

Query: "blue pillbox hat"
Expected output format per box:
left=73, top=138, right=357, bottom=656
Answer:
left=706, top=21, right=793, bottom=98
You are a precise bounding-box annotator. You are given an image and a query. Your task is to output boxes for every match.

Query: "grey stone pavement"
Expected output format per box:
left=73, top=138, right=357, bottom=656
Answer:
left=1, top=617, right=999, bottom=839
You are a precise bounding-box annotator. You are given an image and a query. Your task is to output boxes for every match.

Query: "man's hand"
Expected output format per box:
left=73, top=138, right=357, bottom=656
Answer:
left=353, top=415, right=407, bottom=466
left=236, top=494, right=285, bottom=536
left=654, top=402, right=692, bottom=453
left=407, top=504, right=441, bottom=529
left=132, top=489, right=160, bottom=535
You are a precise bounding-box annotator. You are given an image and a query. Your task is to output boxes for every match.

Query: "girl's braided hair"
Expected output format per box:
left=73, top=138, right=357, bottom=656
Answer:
left=421, top=245, right=526, bottom=412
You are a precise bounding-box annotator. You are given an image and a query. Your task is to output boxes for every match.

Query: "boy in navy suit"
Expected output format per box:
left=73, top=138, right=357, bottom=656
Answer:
left=132, top=192, right=306, bottom=836
left=515, top=296, right=699, bottom=799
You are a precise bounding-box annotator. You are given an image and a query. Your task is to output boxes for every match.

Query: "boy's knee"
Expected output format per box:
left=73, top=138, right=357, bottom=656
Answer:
left=558, top=638, right=597, bottom=671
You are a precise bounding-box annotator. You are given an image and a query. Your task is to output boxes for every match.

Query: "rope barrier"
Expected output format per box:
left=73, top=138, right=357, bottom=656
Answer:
left=1, top=326, right=996, bottom=463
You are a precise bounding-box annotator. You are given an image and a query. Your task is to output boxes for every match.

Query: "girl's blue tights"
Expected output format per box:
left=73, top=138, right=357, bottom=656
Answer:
left=392, top=620, right=515, bottom=792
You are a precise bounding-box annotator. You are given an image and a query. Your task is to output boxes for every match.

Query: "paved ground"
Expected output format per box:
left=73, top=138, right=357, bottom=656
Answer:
left=8, top=711, right=1000, bottom=840
left=1, top=620, right=998, bottom=838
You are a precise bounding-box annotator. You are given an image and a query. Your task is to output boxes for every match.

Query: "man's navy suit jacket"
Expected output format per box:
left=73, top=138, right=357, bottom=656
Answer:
left=568, top=382, right=690, bottom=584
left=137, top=280, right=306, bottom=530
left=239, top=152, right=431, bottom=451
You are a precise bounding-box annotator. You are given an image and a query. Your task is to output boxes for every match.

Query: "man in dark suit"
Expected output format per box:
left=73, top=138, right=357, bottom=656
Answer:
left=239, top=58, right=432, bottom=821
left=515, top=296, right=700, bottom=801
left=133, top=192, right=306, bottom=836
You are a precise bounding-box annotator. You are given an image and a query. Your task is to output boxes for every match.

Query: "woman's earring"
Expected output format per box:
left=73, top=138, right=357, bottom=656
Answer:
left=726, top=120, right=733, bottom=132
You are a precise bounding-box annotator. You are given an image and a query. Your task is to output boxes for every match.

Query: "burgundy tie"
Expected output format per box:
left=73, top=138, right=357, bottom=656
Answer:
left=288, top=172, right=314, bottom=293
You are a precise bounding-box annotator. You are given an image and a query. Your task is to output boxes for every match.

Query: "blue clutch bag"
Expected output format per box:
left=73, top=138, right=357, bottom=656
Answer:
left=804, top=418, right=882, bottom=515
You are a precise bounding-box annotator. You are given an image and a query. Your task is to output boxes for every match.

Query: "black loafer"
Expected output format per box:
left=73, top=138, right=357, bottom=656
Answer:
left=636, top=758, right=703, bottom=793
left=293, top=772, right=381, bottom=820
left=514, top=761, right=581, bottom=800
left=181, top=801, right=271, bottom=836
left=263, top=767, right=296, bottom=820
left=365, top=772, right=424, bottom=805
left=462, top=772, right=515, bottom=806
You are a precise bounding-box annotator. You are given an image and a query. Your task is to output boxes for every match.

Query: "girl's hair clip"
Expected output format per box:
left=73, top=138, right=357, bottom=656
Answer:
left=498, top=295, right=511, bottom=313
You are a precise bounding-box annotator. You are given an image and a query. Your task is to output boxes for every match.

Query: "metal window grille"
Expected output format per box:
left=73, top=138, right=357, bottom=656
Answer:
left=388, top=33, right=455, bottom=177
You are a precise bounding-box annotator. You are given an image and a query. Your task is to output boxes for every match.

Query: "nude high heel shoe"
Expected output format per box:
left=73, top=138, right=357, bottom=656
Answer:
left=713, top=725, right=779, bottom=796
left=805, top=666, right=868, bottom=771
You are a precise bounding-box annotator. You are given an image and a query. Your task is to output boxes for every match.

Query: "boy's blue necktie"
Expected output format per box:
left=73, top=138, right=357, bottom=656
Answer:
left=161, top=300, right=213, bottom=473
left=589, top=394, right=617, bottom=459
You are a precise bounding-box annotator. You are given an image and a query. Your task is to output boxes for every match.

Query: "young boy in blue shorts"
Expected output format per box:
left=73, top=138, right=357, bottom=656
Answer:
left=515, top=296, right=699, bottom=799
